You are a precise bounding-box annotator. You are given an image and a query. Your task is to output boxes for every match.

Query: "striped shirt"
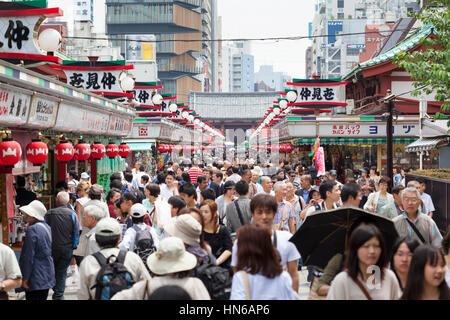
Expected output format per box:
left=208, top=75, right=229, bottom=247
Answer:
left=393, top=211, right=442, bottom=248
left=187, top=167, right=203, bottom=184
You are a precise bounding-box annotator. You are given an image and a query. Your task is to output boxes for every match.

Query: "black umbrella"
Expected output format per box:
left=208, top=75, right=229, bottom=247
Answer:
left=289, top=206, right=399, bottom=270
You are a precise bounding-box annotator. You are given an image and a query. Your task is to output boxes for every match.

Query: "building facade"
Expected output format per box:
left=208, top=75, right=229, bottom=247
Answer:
left=254, top=65, right=291, bottom=92
left=221, top=41, right=255, bottom=93
left=105, top=0, right=216, bottom=102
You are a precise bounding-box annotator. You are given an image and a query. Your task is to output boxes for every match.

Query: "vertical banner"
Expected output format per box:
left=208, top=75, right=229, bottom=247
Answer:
left=316, top=147, right=325, bottom=177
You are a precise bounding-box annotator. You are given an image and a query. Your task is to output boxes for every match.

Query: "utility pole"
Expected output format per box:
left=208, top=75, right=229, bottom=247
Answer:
left=384, top=89, right=395, bottom=192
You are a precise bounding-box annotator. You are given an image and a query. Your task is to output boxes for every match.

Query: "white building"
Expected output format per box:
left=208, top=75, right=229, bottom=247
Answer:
left=221, top=41, right=255, bottom=93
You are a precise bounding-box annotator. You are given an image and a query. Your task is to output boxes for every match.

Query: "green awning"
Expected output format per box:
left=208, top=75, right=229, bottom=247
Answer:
left=296, top=138, right=417, bottom=145
left=128, top=142, right=153, bottom=151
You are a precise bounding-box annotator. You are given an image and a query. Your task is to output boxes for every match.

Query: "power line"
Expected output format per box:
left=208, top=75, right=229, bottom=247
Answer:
left=63, top=27, right=420, bottom=44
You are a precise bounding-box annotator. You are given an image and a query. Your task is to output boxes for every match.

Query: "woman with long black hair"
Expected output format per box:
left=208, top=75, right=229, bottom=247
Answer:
left=401, top=245, right=450, bottom=300
left=390, top=236, right=420, bottom=292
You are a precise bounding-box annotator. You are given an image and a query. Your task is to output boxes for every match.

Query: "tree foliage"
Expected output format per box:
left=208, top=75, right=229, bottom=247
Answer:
left=393, top=0, right=450, bottom=127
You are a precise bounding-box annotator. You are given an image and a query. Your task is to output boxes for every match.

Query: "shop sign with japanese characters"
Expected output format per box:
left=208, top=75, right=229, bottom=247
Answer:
left=53, top=102, right=110, bottom=134
left=108, top=115, right=133, bottom=137
left=0, top=84, right=31, bottom=125
left=320, top=123, right=418, bottom=137
left=27, top=94, right=59, bottom=127
left=296, top=85, right=342, bottom=103
left=0, top=16, right=42, bottom=54
left=130, top=125, right=160, bottom=139
left=64, top=70, right=123, bottom=92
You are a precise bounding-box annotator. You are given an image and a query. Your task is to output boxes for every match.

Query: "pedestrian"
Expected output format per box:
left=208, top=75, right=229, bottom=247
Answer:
left=75, top=180, right=91, bottom=222
left=85, top=184, right=110, bottom=218
left=380, top=185, right=405, bottom=218
left=416, top=177, right=435, bottom=218
left=230, top=194, right=300, bottom=292
left=224, top=180, right=251, bottom=233
left=286, top=182, right=304, bottom=224
left=195, top=175, right=209, bottom=206
left=159, top=171, right=179, bottom=201
left=216, top=180, right=236, bottom=225
left=15, top=175, right=37, bottom=207
left=178, top=183, right=198, bottom=208
left=80, top=172, right=90, bottom=183
left=168, top=195, right=187, bottom=218
left=165, top=210, right=214, bottom=267
left=369, top=166, right=380, bottom=191
left=357, top=168, right=374, bottom=209
left=230, top=224, right=299, bottom=300
left=44, top=191, right=80, bottom=300
left=106, top=188, right=121, bottom=219
left=118, top=203, right=160, bottom=255
left=201, top=200, right=233, bottom=269
left=249, top=169, right=262, bottom=197
left=112, top=237, right=210, bottom=300
left=0, top=243, right=22, bottom=300
left=67, top=171, right=79, bottom=195
left=364, top=176, right=394, bottom=215
left=327, top=224, right=400, bottom=300
left=393, top=187, right=442, bottom=247
left=340, top=183, right=362, bottom=208
left=202, top=167, right=221, bottom=198
left=186, top=161, right=203, bottom=184
left=79, top=205, right=107, bottom=257
left=143, top=183, right=171, bottom=234
left=393, top=166, right=402, bottom=187
left=18, top=200, right=55, bottom=300
left=400, top=245, right=450, bottom=300
left=148, top=285, right=192, bottom=300
left=441, top=229, right=450, bottom=287
left=305, top=180, right=341, bottom=217
left=77, top=218, right=151, bottom=300
left=118, top=192, right=138, bottom=230
left=328, top=170, right=343, bottom=189
left=212, top=170, right=225, bottom=196
left=256, top=176, right=275, bottom=196
left=295, top=175, right=313, bottom=204
left=240, top=169, right=255, bottom=198
left=390, top=236, right=420, bottom=292
left=273, top=182, right=296, bottom=234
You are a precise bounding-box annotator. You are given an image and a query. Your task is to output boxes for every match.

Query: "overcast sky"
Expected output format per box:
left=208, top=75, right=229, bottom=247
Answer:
left=49, top=0, right=315, bottom=78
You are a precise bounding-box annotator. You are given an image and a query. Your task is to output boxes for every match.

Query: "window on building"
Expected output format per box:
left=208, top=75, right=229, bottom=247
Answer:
left=337, top=0, right=344, bottom=8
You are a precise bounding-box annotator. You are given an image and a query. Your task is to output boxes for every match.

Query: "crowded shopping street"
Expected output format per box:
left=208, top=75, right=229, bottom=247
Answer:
left=0, top=0, right=449, bottom=307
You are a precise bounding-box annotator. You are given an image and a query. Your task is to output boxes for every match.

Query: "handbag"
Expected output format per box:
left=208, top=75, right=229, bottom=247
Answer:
left=240, top=271, right=251, bottom=300
left=307, top=276, right=326, bottom=300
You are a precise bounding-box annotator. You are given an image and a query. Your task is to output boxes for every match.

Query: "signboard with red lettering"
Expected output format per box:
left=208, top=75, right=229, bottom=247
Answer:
left=53, top=102, right=109, bottom=134
left=0, top=84, right=31, bottom=125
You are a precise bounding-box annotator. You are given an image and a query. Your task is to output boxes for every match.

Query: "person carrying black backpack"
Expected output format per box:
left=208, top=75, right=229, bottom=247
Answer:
left=118, top=204, right=160, bottom=271
left=77, top=218, right=151, bottom=300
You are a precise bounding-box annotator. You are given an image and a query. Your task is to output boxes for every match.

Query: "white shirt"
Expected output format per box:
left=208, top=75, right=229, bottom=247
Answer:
left=231, top=230, right=300, bottom=270
left=445, top=266, right=450, bottom=288
left=0, top=243, right=22, bottom=282
left=421, top=192, right=435, bottom=214
left=256, top=190, right=275, bottom=197
left=226, top=173, right=242, bottom=183
left=118, top=223, right=160, bottom=252
left=306, top=201, right=339, bottom=217
left=327, top=269, right=401, bottom=300
left=230, top=271, right=299, bottom=300
left=159, top=184, right=174, bottom=201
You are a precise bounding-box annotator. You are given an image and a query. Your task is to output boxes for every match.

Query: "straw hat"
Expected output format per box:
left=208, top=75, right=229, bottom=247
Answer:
left=164, top=214, right=202, bottom=246
left=19, top=200, right=47, bottom=221
left=147, top=237, right=197, bottom=275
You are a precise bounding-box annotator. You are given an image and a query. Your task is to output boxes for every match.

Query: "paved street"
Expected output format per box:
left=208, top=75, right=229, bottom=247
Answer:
left=9, top=268, right=311, bottom=300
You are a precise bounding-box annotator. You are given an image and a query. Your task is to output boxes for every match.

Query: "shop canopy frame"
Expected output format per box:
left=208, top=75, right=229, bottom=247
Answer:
left=404, top=137, right=449, bottom=153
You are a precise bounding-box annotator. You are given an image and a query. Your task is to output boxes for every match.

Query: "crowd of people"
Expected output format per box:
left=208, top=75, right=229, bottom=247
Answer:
left=1, top=159, right=449, bottom=301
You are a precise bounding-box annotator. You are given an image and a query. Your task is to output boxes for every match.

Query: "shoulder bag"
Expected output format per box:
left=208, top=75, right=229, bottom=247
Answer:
left=240, top=271, right=251, bottom=300
left=405, top=218, right=426, bottom=244
left=353, top=277, right=373, bottom=300
left=234, top=200, right=246, bottom=226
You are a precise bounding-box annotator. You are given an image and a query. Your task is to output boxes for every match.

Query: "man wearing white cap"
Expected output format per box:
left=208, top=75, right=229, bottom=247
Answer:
left=18, top=200, right=55, bottom=300
left=118, top=203, right=160, bottom=254
left=80, top=172, right=90, bottom=183
left=78, top=218, right=151, bottom=300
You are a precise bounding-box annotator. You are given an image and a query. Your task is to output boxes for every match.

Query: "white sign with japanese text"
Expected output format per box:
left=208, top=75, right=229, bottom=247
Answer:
left=0, top=16, right=42, bottom=54
left=319, top=123, right=418, bottom=137
left=63, top=70, right=123, bottom=92
left=53, top=102, right=110, bottom=134
left=0, top=85, right=31, bottom=125
left=27, top=94, right=59, bottom=127
left=296, top=85, right=344, bottom=104
left=108, top=115, right=134, bottom=137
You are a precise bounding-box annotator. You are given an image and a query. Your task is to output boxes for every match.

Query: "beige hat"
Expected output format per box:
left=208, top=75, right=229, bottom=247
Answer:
left=165, top=214, right=202, bottom=246
left=130, top=203, right=148, bottom=218
left=19, top=200, right=47, bottom=221
left=147, top=237, right=197, bottom=275
left=95, top=217, right=121, bottom=237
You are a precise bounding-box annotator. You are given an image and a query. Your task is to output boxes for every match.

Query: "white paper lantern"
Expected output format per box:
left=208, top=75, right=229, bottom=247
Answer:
left=194, top=118, right=200, bottom=125
left=152, top=94, right=163, bottom=105
left=188, top=115, right=194, bottom=122
left=181, top=111, right=189, bottom=118
left=286, top=90, right=298, bottom=102
left=38, top=28, right=62, bottom=52
left=273, top=107, right=281, bottom=115
left=279, top=99, right=288, bottom=110
left=169, top=103, right=178, bottom=113
left=120, top=76, right=135, bottom=91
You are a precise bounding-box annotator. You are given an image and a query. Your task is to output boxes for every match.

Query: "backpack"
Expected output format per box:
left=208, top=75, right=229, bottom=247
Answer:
left=91, top=250, right=135, bottom=300
left=133, top=225, right=157, bottom=270
left=194, top=255, right=232, bottom=300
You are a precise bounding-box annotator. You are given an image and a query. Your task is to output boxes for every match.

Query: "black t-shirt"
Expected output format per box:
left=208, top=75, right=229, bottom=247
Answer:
left=15, top=188, right=37, bottom=207
left=204, top=225, right=233, bottom=268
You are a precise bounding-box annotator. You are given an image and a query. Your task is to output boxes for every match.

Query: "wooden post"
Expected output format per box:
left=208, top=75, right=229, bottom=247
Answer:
left=377, top=144, right=382, bottom=175
left=91, top=158, right=97, bottom=184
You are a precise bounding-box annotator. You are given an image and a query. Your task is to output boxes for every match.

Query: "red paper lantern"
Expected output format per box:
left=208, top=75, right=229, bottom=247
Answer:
left=157, top=144, right=167, bottom=153
left=74, top=141, right=91, bottom=161
left=118, top=143, right=131, bottom=158
left=26, top=140, right=48, bottom=166
left=105, top=143, right=119, bottom=159
left=91, top=142, right=106, bottom=159
left=55, top=141, right=74, bottom=163
left=0, top=138, right=22, bottom=168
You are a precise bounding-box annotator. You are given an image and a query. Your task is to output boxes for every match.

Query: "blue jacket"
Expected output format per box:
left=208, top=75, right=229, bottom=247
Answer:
left=19, top=222, right=56, bottom=291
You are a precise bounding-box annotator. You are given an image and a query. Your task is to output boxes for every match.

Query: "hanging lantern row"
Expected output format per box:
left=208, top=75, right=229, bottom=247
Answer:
left=0, top=139, right=131, bottom=168
left=157, top=144, right=226, bottom=152
left=251, top=144, right=294, bottom=152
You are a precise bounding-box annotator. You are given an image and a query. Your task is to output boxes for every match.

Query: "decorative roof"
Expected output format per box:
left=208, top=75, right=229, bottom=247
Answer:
left=343, top=24, right=435, bottom=80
